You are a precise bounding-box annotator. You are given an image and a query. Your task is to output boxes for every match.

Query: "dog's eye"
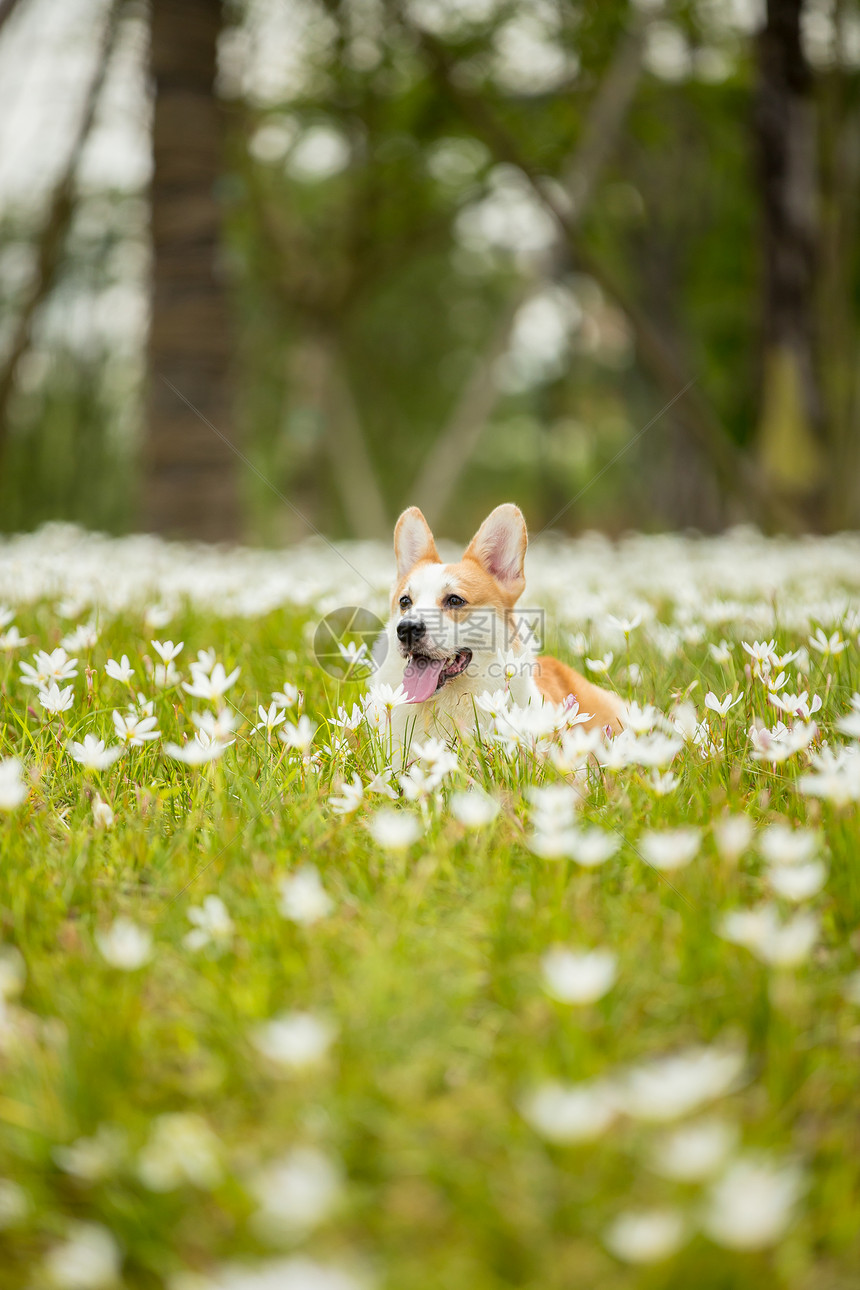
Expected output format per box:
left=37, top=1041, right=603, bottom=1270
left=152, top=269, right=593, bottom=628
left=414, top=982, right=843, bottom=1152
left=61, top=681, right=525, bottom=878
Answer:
left=399, top=595, right=412, bottom=611
left=445, top=594, right=467, bottom=609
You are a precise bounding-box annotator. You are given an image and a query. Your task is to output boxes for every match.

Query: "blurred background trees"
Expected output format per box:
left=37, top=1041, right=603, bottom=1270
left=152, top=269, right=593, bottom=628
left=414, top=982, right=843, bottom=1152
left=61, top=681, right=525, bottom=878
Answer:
left=0, top=0, right=858, bottom=544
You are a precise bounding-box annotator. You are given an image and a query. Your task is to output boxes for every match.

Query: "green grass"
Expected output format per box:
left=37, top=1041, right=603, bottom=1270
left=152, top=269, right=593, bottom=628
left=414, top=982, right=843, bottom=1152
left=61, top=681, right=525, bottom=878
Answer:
left=0, top=568, right=859, bottom=1290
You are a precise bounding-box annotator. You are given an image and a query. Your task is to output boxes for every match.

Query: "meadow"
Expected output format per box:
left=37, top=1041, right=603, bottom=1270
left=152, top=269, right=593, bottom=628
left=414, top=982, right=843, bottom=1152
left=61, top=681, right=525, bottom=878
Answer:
left=0, top=523, right=859, bottom=1290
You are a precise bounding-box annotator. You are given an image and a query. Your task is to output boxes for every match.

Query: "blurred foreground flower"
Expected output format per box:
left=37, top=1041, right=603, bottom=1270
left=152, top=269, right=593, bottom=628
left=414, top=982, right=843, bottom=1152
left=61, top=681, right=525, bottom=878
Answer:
left=251, top=1146, right=343, bottom=1241
left=175, top=1255, right=370, bottom=1290
left=185, top=896, right=234, bottom=952
left=638, top=828, right=700, bottom=872
left=604, top=1208, right=687, bottom=1264
left=702, top=1156, right=805, bottom=1249
left=279, top=866, right=333, bottom=925
left=449, top=790, right=499, bottom=828
left=92, top=795, right=114, bottom=831
left=719, top=905, right=818, bottom=967
left=541, top=946, right=617, bottom=1004
left=0, top=758, right=27, bottom=810
left=649, top=1117, right=738, bottom=1181
left=615, top=1045, right=746, bottom=1122
left=138, top=1113, right=222, bottom=1191
left=95, top=918, right=152, bottom=971
left=251, top=1012, right=336, bottom=1072
left=367, top=810, right=421, bottom=852
left=43, top=1221, right=121, bottom=1289
left=519, top=1080, right=616, bottom=1143
left=68, top=735, right=123, bottom=771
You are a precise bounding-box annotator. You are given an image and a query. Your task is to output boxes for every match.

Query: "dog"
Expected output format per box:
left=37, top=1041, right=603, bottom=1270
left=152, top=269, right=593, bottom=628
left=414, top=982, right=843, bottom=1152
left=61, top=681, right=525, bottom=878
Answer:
left=371, top=503, right=626, bottom=745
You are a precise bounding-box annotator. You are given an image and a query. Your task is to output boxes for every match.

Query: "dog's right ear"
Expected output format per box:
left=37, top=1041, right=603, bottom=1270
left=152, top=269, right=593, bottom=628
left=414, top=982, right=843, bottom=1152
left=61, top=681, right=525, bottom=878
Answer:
left=394, top=507, right=440, bottom=579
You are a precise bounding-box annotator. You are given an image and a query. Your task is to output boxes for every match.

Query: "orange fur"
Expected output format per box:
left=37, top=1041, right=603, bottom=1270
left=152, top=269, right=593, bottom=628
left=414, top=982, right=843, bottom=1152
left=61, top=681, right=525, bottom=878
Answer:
left=534, top=656, right=625, bottom=733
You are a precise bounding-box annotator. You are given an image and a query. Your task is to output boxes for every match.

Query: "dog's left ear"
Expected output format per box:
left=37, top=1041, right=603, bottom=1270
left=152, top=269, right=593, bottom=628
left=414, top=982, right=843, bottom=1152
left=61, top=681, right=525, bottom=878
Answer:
left=463, top=503, right=527, bottom=598
left=394, top=507, right=440, bottom=579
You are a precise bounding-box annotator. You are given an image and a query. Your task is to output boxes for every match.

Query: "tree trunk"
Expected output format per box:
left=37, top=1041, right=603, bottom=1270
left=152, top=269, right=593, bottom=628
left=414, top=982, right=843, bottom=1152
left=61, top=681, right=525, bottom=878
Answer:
left=753, top=0, right=824, bottom=516
left=143, top=0, right=241, bottom=541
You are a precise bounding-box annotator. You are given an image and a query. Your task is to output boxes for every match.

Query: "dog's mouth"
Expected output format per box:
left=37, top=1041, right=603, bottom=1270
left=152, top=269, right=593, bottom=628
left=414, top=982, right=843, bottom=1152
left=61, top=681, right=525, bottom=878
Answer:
left=401, top=648, right=473, bottom=703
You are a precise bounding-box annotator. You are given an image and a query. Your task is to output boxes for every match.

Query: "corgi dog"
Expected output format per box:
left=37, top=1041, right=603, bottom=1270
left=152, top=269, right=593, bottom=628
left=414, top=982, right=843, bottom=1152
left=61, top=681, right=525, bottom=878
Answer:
left=371, top=503, right=626, bottom=745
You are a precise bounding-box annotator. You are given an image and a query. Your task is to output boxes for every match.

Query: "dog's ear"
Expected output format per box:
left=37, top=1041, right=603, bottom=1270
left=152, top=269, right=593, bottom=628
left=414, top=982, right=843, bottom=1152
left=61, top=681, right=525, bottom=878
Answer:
left=463, top=503, right=527, bottom=598
left=394, top=507, right=440, bottom=579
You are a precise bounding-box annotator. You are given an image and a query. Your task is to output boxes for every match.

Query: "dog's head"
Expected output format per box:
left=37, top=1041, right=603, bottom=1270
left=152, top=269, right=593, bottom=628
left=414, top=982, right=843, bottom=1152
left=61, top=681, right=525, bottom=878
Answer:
left=388, top=503, right=528, bottom=703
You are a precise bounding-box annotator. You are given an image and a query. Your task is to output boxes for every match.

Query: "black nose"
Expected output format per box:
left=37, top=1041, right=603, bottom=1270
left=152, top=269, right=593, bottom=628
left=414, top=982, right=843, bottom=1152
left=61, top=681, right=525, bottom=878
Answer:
left=397, top=618, right=426, bottom=647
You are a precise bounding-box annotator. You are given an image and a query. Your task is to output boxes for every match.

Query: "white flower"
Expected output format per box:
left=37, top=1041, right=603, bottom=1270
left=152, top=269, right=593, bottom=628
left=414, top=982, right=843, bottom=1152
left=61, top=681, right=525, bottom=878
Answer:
left=767, top=862, right=826, bottom=902
left=718, top=904, right=818, bottom=967
left=272, top=682, right=299, bottom=708
left=192, top=647, right=217, bottom=674
left=62, top=623, right=99, bottom=652
left=251, top=1012, right=336, bottom=1071
left=43, top=1221, right=121, bottom=1289
left=256, top=702, right=286, bottom=736
left=398, top=764, right=440, bottom=802
left=152, top=660, right=180, bottom=689
left=182, top=661, right=241, bottom=702
left=604, top=1209, right=687, bottom=1264
left=541, top=946, right=617, bottom=1004
left=749, top=719, right=817, bottom=764
left=104, top=656, right=134, bottom=683
left=138, top=1113, right=222, bottom=1191
left=366, top=769, right=398, bottom=799
left=0, top=758, right=27, bottom=810
left=151, top=638, right=183, bottom=664
left=367, top=809, right=421, bottom=851
left=329, top=774, right=364, bottom=816
left=54, top=1126, right=126, bottom=1183
left=768, top=690, right=821, bottom=719
left=280, top=715, right=317, bottom=752
left=449, top=790, right=499, bottom=828
left=112, top=710, right=160, bottom=747
left=39, top=682, right=75, bottom=715
left=644, top=770, right=680, bottom=795
left=20, top=646, right=77, bottom=687
left=191, top=708, right=237, bottom=745
left=704, top=691, right=741, bottom=717
left=808, top=627, right=847, bottom=656
left=759, top=824, right=820, bottom=866
left=585, top=651, right=613, bottom=674
left=713, top=814, right=753, bottom=862
left=366, top=681, right=408, bottom=719
left=95, top=918, right=152, bottom=971
left=164, top=735, right=228, bottom=766
left=184, top=896, right=234, bottom=951
left=68, top=735, right=123, bottom=771
left=279, top=866, right=333, bottom=925
left=567, top=827, right=620, bottom=868
left=798, top=744, right=860, bottom=805
left=616, top=1044, right=746, bottom=1122
left=527, top=828, right=580, bottom=860
left=638, top=828, right=700, bottom=872
left=474, top=688, right=511, bottom=720
left=92, top=795, right=114, bottom=831
left=251, top=1146, right=343, bottom=1239
left=708, top=640, right=733, bottom=664
left=0, top=625, right=27, bottom=651
left=649, top=1117, right=738, bottom=1181
left=702, top=1156, right=805, bottom=1250
left=519, top=1080, right=617, bottom=1143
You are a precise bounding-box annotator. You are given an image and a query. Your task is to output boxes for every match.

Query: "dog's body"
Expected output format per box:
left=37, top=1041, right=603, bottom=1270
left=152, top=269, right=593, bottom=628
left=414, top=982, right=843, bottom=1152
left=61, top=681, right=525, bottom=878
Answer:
left=372, top=504, right=625, bottom=746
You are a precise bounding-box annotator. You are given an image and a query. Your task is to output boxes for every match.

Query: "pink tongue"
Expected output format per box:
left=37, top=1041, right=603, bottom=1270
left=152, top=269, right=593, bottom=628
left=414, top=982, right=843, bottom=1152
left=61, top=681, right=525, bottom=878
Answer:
left=402, top=656, right=446, bottom=703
